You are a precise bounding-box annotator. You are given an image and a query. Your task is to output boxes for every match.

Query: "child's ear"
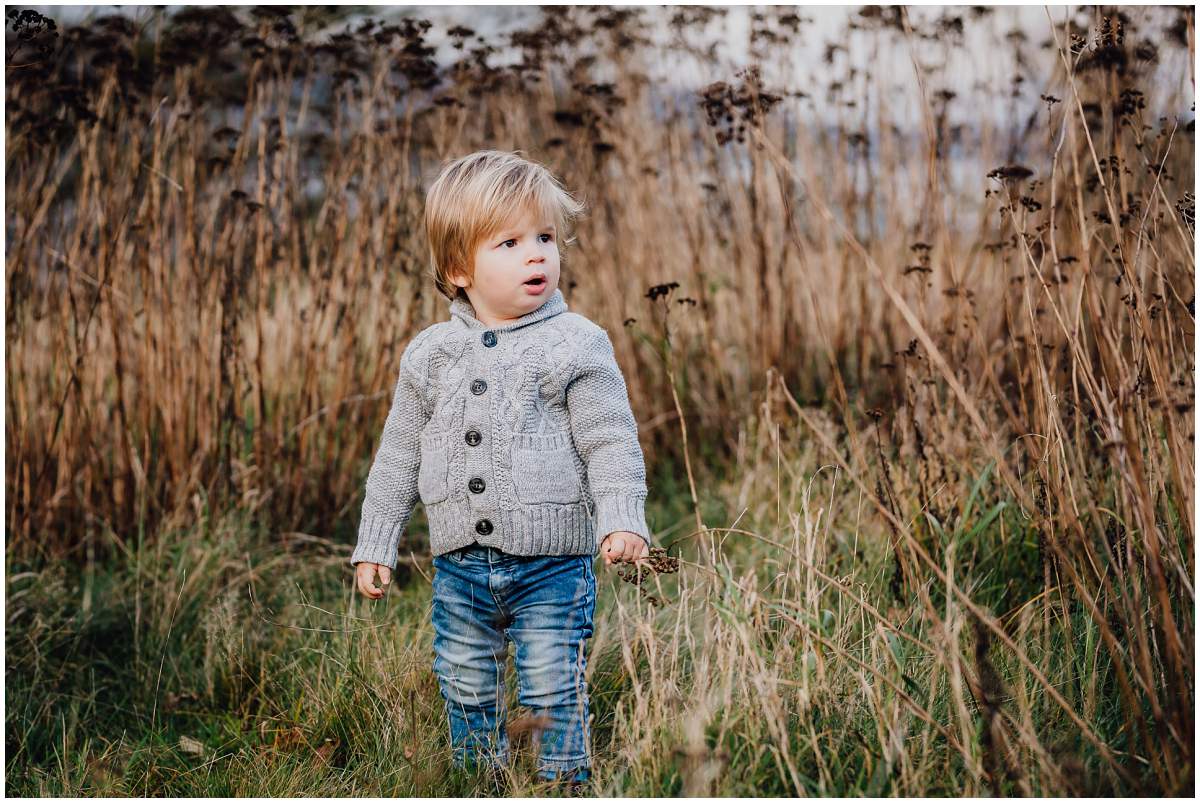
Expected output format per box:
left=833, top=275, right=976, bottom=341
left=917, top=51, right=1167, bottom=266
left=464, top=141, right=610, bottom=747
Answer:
left=448, top=263, right=471, bottom=289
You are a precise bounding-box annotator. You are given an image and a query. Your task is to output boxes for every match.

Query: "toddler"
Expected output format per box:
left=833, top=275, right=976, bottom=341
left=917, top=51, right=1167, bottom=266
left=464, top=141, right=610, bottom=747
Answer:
left=350, top=150, right=652, bottom=787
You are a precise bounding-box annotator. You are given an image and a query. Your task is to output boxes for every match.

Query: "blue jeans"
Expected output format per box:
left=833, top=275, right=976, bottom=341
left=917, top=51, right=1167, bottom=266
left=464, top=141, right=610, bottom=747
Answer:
left=431, top=543, right=596, bottom=782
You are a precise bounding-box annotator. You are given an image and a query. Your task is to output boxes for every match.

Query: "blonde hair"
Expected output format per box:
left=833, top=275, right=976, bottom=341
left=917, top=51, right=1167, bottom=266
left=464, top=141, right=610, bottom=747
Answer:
left=423, top=150, right=586, bottom=301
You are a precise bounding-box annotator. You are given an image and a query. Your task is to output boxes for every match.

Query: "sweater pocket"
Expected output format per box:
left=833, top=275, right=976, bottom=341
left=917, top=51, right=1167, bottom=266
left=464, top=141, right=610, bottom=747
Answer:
left=417, top=431, right=451, bottom=504
left=511, top=431, right=583, bottom=504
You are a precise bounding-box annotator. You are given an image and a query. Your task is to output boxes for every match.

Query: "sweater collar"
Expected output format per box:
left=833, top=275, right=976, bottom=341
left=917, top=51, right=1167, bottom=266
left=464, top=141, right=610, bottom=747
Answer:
left=448, top=288, right=568, bottom=332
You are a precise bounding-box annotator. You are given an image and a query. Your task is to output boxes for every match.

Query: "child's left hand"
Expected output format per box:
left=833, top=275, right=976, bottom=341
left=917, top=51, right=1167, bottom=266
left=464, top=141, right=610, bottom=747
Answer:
left=599, top=531, right=648, bottom=567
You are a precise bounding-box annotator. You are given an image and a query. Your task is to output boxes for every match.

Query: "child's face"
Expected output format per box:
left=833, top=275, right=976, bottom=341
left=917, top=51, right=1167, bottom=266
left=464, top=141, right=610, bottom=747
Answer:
left=453, top=206, right=560, bottom=324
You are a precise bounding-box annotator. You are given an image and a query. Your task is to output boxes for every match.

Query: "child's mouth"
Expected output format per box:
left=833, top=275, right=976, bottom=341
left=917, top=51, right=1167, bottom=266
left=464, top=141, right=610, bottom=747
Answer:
left=523, top=277, right=547, bottom=293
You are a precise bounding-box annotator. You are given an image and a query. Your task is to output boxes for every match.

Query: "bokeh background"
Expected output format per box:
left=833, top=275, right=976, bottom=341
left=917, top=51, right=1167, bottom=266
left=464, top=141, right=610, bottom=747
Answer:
left=5, top=4, right=1195, bottom=796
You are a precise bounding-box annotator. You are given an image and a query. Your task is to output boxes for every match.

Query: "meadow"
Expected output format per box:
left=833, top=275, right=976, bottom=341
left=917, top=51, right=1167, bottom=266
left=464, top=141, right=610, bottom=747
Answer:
left=4, top=5, right=1195, bottom=796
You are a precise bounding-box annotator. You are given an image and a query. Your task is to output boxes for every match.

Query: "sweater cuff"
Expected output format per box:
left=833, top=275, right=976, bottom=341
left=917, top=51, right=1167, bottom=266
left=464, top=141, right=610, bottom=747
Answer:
left=593, top=493, right=651, bottom=548
left=350, top=509, right=409, bottom=569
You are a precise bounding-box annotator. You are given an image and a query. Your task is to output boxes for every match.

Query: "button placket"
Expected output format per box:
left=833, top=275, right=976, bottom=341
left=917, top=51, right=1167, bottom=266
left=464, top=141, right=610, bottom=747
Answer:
left=464, top=349, right=492, bottom=524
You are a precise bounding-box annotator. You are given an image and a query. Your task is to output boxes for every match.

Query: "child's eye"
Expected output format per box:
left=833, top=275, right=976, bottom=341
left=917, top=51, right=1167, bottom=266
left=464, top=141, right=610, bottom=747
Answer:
left=501, top=234, right=554, bottom=248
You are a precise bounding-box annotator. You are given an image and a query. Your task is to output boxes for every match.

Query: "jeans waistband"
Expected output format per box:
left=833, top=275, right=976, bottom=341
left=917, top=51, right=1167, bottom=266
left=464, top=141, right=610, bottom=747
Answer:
left=453, top=542, right=507, bottom=559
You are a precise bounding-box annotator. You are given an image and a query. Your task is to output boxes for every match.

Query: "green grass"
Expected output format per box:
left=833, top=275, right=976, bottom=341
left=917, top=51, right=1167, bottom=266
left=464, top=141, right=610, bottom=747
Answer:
left=4, top=451, right=1183, bottom=796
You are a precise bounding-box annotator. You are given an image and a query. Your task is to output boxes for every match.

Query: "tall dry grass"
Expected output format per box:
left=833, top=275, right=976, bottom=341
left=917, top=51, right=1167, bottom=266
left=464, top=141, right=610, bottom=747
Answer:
left=5, top=4, right=1195, bottom=795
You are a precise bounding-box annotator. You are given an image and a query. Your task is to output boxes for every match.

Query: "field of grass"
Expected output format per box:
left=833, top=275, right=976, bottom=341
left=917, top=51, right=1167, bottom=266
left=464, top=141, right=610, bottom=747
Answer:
left=5, top=424, right=1167, bottom=797
left=5, top=5, right=1195, bottom=796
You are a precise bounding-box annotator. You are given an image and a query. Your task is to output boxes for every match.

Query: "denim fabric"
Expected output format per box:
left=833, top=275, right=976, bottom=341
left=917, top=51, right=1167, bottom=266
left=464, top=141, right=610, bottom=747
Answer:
left=431, top=543, right=596, bottom=782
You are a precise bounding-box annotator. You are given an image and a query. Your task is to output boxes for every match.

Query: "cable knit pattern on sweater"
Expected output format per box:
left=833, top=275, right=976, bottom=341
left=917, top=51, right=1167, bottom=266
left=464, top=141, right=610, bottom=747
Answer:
left=349, top=289, right=651, bottom=569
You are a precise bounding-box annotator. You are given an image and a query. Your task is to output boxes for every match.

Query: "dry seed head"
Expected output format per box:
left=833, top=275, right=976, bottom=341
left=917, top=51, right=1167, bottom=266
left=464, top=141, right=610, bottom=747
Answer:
left=615, top=546, right=679, bottom=606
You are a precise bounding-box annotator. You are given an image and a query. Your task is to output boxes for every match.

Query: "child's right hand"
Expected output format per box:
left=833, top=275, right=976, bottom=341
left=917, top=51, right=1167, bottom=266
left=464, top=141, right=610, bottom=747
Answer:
left=355, top=562, right=392, bottom=599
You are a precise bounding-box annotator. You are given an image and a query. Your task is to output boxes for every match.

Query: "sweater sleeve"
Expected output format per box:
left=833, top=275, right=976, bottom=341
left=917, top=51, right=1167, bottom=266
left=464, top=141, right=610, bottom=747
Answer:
left=564, top=328, right=652, bottom=548
left=349, top=339, right=431, bottom=569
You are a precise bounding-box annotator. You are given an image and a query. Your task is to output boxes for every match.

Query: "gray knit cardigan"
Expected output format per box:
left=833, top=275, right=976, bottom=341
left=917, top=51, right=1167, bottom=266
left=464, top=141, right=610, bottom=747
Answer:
left=349, top=288, right=651, bottom=569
